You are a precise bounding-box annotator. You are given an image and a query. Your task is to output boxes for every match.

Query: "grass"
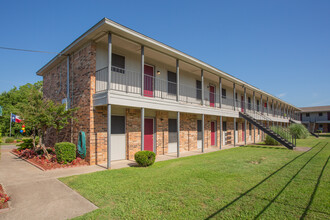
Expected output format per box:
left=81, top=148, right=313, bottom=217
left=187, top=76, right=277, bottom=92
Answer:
left=61, top=136, right=330, bottom=219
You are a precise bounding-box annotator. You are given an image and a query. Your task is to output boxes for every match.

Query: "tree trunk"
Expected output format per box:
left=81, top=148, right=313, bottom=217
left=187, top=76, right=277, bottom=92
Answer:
left=39, top=128, right=51, bottom=160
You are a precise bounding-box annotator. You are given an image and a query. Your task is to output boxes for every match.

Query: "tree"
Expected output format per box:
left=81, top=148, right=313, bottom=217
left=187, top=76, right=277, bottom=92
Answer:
left=18, top=86, right=78, bottom=158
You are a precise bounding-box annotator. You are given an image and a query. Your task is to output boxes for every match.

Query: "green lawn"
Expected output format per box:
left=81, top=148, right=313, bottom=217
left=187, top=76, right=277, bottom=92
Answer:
left=61, top=136, right=330, bottom=219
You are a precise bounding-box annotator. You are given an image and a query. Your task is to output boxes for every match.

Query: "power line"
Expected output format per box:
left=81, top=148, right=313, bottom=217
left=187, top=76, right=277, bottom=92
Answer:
left=0, top=46, right=65, bottom=55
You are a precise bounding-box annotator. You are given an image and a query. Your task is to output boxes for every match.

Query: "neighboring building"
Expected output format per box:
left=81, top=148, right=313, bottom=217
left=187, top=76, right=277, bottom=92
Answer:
left=300, top=106, right=330, bottom=133
left=37, top=18, right=302, bottom=167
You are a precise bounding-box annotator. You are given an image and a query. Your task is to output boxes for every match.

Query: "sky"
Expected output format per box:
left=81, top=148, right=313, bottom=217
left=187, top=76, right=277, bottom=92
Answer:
left=0, top=0, right=329, bottom=107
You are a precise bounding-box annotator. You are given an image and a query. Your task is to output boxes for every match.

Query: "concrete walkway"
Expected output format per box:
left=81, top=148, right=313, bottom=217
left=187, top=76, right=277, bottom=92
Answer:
left=0, top=145, right=104, bottom=220
left=0, top=143, right=238, bottom=219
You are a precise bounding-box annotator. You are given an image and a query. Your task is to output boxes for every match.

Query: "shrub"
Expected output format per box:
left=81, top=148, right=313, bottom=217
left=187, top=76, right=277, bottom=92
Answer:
left=17, top=137, right=39, bottom=151
left=55, top=142, right=76, bottom=164
left=289, top=124, right=309, bottom=139
left=5, top=137, right=15, bottom=143
left=134, top=151, right=156, bottom=167
left=16, top=139, right=21, bottom=142
left=0, top=137, right=2, bottom=144
left=264, top=126, right=291, bottom=146
left=316, top=130, right=322, bottom=133
left=265, top=135, right=281, bottom=145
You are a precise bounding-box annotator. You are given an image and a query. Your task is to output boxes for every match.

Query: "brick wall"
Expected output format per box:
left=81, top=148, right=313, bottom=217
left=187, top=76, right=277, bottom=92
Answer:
left=156, top=111, right=168, bottom=155
left=126, top=108, right=141, bottom=160
left=180, top=113, right=198, bottom=152
left=43, top=42, right=96, bottom=166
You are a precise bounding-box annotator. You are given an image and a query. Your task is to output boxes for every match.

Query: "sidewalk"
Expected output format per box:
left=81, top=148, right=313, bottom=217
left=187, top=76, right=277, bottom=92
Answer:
left=0, top=145, right=104, bottom=220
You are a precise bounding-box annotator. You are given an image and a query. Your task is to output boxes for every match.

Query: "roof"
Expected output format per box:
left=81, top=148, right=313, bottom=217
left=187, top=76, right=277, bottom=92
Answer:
left=299, top=105, right=330, bottom=113
left=36, top=17, right=301, bottom=111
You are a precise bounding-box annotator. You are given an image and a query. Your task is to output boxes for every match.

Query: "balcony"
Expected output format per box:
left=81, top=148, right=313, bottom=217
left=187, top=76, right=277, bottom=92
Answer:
left=95, top=66, right=300, bottom=121
left=95, top=66, right=236, bottom=111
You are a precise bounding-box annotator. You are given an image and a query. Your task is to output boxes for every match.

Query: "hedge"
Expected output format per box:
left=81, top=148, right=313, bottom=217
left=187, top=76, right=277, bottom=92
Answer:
left=5, top=137, right=15, bottom=143
left=134, top=151, right=156, bottom=167
left=55, top=142, right=76, bottom=164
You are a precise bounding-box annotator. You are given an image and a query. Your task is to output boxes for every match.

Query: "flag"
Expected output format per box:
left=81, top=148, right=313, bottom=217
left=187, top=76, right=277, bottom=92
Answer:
left=11, top=113, right=22, bottom=123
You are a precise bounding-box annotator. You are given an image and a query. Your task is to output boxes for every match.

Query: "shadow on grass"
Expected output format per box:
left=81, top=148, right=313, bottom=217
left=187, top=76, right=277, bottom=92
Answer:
left=205, top=142, right=322, bottom=220
left=300, top=155, right=329, bottom=219
left=253, top=143, right=327, bottom=219
left=241, top=145, right=287, bottom=150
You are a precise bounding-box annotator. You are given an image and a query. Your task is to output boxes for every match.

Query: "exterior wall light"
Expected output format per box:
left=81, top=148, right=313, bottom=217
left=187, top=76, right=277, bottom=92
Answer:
left=157, top=70, right=161, bottom=75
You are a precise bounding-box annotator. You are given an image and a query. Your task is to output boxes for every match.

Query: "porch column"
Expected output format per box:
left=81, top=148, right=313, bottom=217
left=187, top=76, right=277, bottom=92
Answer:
left=176, top=59, right=180, bottom=102
left=141, top=45, right=144, bottom=96
left=220, top=116, right=222, bottom=149
left=201, top=70, right=204, bottom=106
left=177, top=112, right=180, bottom=157
left=253, top=124, right=256, bottom=143
left=106, top=32, right=112, bottom=169
left=244, top=119, right=247, bottom=145
left=107, top=104, right=111, bottom=169
left=234, top=117, right=236, bottom=147
left=202, top=114, right=205, bottom=153
left=219, top=77, right=222, bottom=108
left=141, top=107, right=144, bottom=151
left=260, top=94, right=263, bottom=113
left=233, top=83, right=236, bottom=111
left=253, top=91, right=256, bottom=113
left=267, top=97, right=269, bottom=115
left=244, top=87, right=247, bottom=113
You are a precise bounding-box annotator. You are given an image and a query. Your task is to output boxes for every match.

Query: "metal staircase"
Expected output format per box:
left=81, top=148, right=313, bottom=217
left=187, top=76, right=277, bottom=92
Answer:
left=240, top=111, right=295, bottom=150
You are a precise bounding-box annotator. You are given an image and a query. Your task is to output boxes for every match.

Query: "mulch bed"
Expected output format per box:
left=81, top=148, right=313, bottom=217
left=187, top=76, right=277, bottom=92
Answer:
left=0, top=184, right=9, bottom=210
left=12, top=149, right=89, bottom=171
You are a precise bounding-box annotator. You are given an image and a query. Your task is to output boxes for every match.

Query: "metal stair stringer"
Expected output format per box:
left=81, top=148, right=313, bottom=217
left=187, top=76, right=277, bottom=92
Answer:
left=239, top=112, right=295, bottom=150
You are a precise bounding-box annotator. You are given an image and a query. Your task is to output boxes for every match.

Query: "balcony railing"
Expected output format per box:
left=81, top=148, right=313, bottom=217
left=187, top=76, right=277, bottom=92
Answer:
left=95, top=66, right=300, bottom=120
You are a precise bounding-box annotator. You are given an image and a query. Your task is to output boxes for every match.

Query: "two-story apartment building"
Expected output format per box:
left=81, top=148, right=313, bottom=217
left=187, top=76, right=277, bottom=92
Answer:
left=37, top=18, right=302, bottom=168
left=300, top=106, right=330, bottom=133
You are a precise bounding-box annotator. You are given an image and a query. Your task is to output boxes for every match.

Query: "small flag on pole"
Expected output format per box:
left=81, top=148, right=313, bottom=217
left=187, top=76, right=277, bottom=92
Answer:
left=11, top=113, right=22, bottom=123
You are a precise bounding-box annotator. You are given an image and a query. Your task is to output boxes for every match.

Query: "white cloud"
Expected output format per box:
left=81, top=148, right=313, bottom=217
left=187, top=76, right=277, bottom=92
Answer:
left=277, top=93, right=286, bottom=98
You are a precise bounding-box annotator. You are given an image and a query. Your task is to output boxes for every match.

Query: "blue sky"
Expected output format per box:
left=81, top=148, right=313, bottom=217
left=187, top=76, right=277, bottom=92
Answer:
left=0, top=0, right=329, bottom=107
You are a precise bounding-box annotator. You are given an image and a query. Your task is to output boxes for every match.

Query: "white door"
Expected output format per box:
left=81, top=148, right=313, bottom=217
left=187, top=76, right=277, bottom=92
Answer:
left=235, top=130, right=238, bottom=143
left=168, top=119, right=177, bottom=153
left=111, top=116, right=126, bottom=161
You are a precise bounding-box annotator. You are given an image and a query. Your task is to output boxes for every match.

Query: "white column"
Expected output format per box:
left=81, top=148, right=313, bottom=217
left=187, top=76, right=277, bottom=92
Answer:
left=177, top=112, right=180, bottom=157
left=176, top=59, right=180, bottom=102
left=141, top=45, right=144, bottom=96
left=106, top=32, right=112, bottom=169
left=141, top=108, right=144, bottom=151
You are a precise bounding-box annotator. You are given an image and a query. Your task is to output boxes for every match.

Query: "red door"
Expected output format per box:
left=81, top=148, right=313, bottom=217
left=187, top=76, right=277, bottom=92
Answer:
left=241, top=96, right=244, bottom=112
left=144, top=65, right=154, bottom=97
left=210, top=85, right=215, bottom=107
left=144, top=118, right=153, bottom=151
left=242, top=123, right=245, bottom=142
left=211, top=121, right=215, bottom=146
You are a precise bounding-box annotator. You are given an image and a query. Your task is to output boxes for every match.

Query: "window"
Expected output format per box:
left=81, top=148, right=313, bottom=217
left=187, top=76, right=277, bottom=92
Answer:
left=197, top=120, right=202, bottom=140
left=222, top=88, right=227, bottom=99
left=248, top=97, right=251, bottom=109
left=249, top=123, right=252, bottom=132
left=235, top=93, right=238, bottom=100
left=319, top=113, right=323, bottom=117
left=235, top=122, right=238, bottom=131
left=168, top=119, right=177, bottom=143
left=196, top=80, right=202, bottom=100
left=223, top=122, right=227, bottom=131
left=257, top=100, right=260, bottom=111
left=306, top=113, right=310, bottom=117
left=111, top=53, right=125, bottom=73
left=167, top=71, right=177, bottom=95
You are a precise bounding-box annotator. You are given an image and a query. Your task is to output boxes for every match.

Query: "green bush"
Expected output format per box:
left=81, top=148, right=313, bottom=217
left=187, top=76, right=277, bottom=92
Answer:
left=264, top=126, right=291, bottom=145
left=0, top=137, right=2, bottom=144
left=5, top=137, right=15, bottom=143
left=17, top=137, right=39, bottom=151
left=16, top=139, right=21, bottom=142
left=134, top=151, right=156, bottom=167
left=316, top=130, right=322, bottom=133
left=55, top=142, right=76, bottom=164
left=289, top=124, right=309, bottom=139
left=265, top=135, right=281, bottom=145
